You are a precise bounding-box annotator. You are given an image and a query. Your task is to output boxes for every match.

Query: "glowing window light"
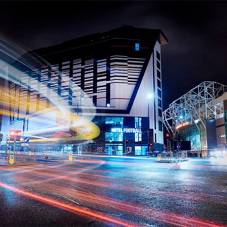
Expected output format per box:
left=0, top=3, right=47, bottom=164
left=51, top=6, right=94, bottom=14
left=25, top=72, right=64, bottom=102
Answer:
left=135, top=43, right=139, bottom=51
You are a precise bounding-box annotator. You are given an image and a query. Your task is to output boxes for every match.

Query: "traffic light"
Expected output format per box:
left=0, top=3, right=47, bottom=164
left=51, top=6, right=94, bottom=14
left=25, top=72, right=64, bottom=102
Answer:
left=10, top=130, right=21, bottom=141
left=16, top=131, right=21, bottom=141
left=10, top=130, right=15, bottom=141
left=126, top=139, right=128, bottom=143
left=166, top=133, right=170, bottom=138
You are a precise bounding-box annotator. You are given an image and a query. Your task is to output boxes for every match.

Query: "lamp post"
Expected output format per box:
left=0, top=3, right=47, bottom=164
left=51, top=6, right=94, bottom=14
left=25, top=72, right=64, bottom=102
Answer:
left=147, top=93, right=153, bottom=156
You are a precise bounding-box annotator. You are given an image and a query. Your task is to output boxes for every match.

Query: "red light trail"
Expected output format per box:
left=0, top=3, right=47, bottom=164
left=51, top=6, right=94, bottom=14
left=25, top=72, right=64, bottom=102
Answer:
left=0, top=182, right=142, bottom=227
left=2, top=165, right=226, bottom=206
left=0, top=179, right=224, bottom=227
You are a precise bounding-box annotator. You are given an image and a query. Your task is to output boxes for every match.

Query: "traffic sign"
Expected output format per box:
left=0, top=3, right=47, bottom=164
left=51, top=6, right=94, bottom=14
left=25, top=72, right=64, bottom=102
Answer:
left=21, top=143, right=29, bottom=147
left=24, top=137, right=29, bottom=143
left=9, top=155, right=14, bottom=164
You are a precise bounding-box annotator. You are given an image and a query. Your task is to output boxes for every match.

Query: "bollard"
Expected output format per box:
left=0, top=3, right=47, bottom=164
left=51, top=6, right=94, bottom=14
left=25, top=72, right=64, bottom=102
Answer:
left=157, top=154, right=161, bottom=162
left=45, top=150, right=48, bottom=159
left=8, top=150, right=10, bottom=164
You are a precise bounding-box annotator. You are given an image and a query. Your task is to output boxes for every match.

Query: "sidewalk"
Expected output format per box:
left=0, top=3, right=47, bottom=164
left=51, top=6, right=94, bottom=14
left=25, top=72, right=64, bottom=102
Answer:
left=0, top=159, right=38, bottom=166
left=0, top=153, right=189, bottom=166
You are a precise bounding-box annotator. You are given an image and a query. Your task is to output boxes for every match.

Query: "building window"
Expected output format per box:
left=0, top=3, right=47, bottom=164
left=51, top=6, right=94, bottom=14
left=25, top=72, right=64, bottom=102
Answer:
left=157, top=70, right=161, bottom=79
left=135, top=43, right=139, bottom=51
left=81, top=97, right=84, bottom=106
left=157, top=79, right=161, bottom=88
left=158, top=99, right=161, bottom=107
left=158, top=89, right=161, bottom=98
left=135, top=117, right=142, bottom=142
left=218, top=135, right=226, bottom=138
left=135, top=117, right=142, bottom=128
left=105, top=132, right=123, bottom=142
left=106, top=117, right=123, bottom=127
left=159, top=121, right=162, bottom=131
left=135, top=133, right=142, bottom=142
left=156, top=51, right=160, bottom=61
left=158, top=108, right=162, bottom=117
left=135, top=146, right=142, bottom=155
left=157, top=61, right=160, bottom=70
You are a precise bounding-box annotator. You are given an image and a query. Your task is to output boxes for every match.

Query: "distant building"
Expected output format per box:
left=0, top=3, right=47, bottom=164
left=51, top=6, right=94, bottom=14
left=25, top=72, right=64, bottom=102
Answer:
left=2, top=26, right=168, bottom=155
left=163, top=81, right=227, bottom=156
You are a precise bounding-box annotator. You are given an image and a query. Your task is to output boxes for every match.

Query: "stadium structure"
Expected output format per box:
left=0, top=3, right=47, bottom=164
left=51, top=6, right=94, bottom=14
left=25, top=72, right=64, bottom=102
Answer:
left=163, top=81, right=227, bottom=156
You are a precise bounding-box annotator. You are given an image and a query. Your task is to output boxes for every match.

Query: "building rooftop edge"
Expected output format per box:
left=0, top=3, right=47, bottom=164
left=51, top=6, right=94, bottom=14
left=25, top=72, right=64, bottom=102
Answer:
left=30, top=25, right=168, bottom=54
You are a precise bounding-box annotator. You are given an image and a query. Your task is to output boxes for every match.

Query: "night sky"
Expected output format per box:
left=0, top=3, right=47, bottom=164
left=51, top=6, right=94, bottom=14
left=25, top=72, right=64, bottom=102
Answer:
left=1, top=1, right=227, bottom=110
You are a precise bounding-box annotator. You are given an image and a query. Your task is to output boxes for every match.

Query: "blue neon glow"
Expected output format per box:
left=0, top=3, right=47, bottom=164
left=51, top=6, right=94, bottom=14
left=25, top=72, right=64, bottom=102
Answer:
left=135, top=43, right=139, bottom=51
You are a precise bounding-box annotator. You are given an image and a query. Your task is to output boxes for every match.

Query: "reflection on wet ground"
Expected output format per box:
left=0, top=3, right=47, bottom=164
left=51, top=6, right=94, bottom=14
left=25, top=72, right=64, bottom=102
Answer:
left=0, top=156, right=226, bottom=226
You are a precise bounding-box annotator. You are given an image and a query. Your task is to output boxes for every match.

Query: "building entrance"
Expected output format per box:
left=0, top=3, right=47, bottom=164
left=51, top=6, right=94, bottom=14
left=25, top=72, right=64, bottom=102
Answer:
left=106, top=145, right=123, bottom=156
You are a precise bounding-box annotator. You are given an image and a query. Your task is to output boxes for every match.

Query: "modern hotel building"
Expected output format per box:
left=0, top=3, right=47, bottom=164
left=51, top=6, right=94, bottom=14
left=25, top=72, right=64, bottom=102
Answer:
left=2, top=26, right=168, bottom=155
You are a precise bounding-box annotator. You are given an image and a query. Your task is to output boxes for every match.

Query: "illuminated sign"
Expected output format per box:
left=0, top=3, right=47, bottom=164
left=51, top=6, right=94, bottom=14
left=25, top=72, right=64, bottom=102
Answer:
left=111, top=128, right=142, bottom=133
left=176, top=122, right=189, bottom=130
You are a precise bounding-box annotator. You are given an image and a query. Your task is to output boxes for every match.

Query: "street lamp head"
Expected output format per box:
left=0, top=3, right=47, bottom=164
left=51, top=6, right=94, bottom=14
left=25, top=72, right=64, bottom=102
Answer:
left=147, top=93, right=153, bottom=99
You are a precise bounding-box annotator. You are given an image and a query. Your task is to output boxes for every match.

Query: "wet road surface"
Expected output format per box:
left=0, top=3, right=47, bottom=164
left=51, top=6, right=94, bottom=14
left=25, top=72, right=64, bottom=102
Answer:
left=0, top=155, right=226, bottom=226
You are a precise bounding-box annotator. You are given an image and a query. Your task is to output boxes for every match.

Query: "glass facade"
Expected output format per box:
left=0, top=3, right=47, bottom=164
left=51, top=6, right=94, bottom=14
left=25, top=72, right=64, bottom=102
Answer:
left=105, top=132, right=123, bottom=142
left=106, top=117, right=123, bottom=127
left=101, top=116, right=151, bottom=156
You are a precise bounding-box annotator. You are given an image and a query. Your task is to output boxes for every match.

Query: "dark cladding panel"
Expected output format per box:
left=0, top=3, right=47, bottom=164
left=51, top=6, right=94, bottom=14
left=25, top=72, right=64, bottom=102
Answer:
left=224, top=100, right=227, bottom=139
left=106, top=44, right=110, bottom=105
left=81, top=50, right=85, bottom=90
left=93, top=46, right=97, bottom=106
left=224, top=100, right=227, bottom=111
left=206, top=119, right=217, bottom=149
left=181, top=141, right=191, bottom=150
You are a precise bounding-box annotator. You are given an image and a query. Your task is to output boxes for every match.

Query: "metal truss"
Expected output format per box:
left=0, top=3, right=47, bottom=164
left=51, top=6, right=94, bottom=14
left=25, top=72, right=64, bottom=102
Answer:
left=163, top=81, right=227, bottom=133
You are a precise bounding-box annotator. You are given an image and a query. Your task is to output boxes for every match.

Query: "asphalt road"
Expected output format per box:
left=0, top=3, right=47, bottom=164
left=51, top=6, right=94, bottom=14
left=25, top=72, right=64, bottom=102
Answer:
left=0, top=154, right=226, bottom=226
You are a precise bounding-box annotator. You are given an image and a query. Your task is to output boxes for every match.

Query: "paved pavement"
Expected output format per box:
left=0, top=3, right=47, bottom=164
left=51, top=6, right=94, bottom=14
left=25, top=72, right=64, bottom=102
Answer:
left=0, top=153, right=227, bottom=226
left=0, top=151, right=193, bottom=166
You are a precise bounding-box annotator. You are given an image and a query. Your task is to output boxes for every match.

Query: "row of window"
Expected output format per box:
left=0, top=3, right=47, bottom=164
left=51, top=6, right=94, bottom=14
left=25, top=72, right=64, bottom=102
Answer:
left=156, top=50, right=162, bottom=122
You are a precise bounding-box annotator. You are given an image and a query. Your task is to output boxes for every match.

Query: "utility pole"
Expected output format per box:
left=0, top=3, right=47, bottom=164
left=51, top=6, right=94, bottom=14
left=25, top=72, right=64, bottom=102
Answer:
left=13, top=136, right=16, bottom=162
left=124, top=137, right=126, bottom=155
left=5, top=135, right=8, bottom=160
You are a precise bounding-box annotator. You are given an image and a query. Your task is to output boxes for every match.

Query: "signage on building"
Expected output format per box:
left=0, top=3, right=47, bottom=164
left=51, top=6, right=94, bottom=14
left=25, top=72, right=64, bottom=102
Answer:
left=111, top=128, right=142, bottom=133
left=24, top=137, right=29, bottom=143
left=176, top=122, right=189, bottom=130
